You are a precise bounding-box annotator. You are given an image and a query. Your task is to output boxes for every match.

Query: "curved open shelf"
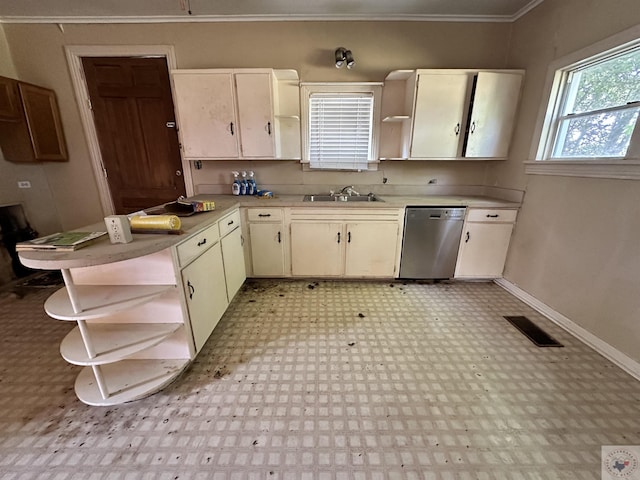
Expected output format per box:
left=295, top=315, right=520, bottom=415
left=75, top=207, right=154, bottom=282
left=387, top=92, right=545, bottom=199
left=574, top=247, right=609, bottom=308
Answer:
left=61, top=323, right=183, bottom=365
left=45, top=284, right=175, bottom=321
left=75, top=359, right=190, bottom=406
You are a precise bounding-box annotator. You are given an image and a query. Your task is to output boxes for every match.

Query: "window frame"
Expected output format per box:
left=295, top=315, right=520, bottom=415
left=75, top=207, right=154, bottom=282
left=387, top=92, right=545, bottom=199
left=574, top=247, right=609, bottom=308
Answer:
left=300, top=82, right=383, bottom=171
left=527, top=24, right=640, bottom=180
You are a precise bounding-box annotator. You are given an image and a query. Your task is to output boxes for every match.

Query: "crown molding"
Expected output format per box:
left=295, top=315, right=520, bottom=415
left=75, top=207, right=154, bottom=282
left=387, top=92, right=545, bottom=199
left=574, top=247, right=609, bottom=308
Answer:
left=0, top=12, right=532, bottom=25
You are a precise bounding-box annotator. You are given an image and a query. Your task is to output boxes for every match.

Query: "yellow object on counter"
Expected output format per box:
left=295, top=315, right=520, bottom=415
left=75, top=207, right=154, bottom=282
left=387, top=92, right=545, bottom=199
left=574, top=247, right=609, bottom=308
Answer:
left=130, top=215, right=181, bottom=232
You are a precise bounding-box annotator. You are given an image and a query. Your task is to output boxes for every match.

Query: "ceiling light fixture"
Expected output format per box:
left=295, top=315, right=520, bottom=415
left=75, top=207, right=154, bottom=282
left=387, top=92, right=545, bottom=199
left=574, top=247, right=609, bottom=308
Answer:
left=335, top=47, right=355, bottom=69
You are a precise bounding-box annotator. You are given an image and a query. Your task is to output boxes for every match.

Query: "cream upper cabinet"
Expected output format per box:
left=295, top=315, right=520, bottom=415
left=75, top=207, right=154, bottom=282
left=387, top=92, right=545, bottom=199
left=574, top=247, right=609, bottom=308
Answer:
left=172, top=69, right=299, bottom=161
left=465, top=72, right=523, bottom=158
left=385, top=69, right=523, bottom=160
left=234, top=73, right=275, bottom=158
left=410, top=73, right=469, bottom=158
left=172, top=70, right=239, bottom=159
left=454, top=208, right=518, bottom=278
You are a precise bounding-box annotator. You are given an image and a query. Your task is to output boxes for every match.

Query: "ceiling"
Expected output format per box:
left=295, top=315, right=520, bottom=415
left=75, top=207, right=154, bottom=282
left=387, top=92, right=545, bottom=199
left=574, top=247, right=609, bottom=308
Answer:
left=0, top=0, right=545, bottom=24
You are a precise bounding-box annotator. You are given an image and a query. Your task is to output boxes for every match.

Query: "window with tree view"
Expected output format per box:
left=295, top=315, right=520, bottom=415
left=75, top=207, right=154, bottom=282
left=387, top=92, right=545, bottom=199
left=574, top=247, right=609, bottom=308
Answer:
left=551, top=46, right=640, bottom=159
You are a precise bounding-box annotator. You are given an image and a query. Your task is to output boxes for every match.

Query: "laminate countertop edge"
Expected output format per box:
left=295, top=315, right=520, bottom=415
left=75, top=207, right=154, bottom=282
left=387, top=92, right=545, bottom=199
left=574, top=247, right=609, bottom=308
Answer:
left=19, top=199, right=242, bottom=271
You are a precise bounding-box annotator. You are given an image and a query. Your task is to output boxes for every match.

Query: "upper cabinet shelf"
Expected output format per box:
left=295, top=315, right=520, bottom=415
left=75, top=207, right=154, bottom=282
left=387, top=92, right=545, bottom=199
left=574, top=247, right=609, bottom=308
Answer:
left=380, top=69, right=524, bottom=161
left=0, top=76, right=68, bottom=163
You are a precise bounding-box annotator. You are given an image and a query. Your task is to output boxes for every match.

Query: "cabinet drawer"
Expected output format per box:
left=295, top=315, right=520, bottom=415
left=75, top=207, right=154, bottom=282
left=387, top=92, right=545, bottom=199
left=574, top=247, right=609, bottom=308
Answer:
left=176, top=223, right=219, bottom=267
left=218, top=209, right=241, bottom=237
left=247, top=208, right=283, bottom=222
left=467, top=208, right=517, bottom=223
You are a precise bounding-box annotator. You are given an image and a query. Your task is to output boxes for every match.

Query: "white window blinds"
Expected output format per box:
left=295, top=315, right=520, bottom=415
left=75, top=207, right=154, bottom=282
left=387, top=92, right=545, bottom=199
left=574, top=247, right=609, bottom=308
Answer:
left=308, top=93, right=374, bottom=170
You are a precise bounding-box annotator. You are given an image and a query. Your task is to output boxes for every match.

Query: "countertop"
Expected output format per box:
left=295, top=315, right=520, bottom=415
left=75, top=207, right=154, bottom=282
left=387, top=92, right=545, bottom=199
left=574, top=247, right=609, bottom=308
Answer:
left=19, top=194, right=518, bottom=270
left=208, top=194, right=520, bottom=208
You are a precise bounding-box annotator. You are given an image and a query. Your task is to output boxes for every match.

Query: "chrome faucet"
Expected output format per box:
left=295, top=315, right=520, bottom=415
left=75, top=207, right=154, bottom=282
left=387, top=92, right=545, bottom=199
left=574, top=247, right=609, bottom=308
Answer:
left=339, top=185, right=360, bottom=196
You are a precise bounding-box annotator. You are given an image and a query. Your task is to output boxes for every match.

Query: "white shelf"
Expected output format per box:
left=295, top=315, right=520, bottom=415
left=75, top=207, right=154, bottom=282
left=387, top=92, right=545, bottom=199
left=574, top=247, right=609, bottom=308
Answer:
left=45, top=284, right=175, bottom=321
left=75, top=359, right=190, bottom=406
left=382, top=115, right=411, bottom=123
left=61, top=323, right=183, bottom=365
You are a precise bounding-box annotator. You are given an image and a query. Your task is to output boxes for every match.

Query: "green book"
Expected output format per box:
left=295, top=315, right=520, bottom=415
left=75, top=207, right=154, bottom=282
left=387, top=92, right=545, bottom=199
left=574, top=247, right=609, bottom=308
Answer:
left=16, top=231, right=107, bottom=252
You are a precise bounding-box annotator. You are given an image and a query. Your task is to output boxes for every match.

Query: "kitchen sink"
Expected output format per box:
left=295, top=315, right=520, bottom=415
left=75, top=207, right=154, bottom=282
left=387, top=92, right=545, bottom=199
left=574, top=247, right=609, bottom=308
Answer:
left=303, top=194, right=383, bottom=202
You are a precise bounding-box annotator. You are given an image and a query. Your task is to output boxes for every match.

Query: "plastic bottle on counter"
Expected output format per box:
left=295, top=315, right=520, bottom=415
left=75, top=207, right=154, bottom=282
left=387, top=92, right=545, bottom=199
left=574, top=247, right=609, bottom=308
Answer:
left=248, top=171, right=257, bottom=195
left=232, top=171, right=241, bottom=196
left=240, top=171, right=249, bottom=195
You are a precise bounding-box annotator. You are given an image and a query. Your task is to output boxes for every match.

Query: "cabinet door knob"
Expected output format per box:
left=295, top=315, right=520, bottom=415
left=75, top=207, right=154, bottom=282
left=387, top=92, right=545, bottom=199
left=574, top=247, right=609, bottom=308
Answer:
left=465, top=231, right=470, bottom=243
left=228, top=220, right=234, bottom=226
left=470, top=121, right=476, bottom=134
left=267, top=121, right=272, bottom=135
left=454, top=123, right=460, bottom=135
left=258, top=213, right=271, bottom=217
left=197, top=238, right=207, bottom=247
left=187, top=280, right=195, bottom=299
left=230, top=122, right=235, bottom=135
left=486, top=214, right=499, bottom=218
left=348, top=231, right=351, bottom=243
left=337, top=232, right=341, bottom=244
left=176, top=170, right=182, bottom=177
left=277, top=231, right=281, bottom=243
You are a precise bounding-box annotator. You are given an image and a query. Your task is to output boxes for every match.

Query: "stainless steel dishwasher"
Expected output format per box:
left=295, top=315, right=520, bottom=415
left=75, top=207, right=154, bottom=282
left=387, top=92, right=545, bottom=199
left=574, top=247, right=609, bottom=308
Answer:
left=399, top=207, right=466, bottom=279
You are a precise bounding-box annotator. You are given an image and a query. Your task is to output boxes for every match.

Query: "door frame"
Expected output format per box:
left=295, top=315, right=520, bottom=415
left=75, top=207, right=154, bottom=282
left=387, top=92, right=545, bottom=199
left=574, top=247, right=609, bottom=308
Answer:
left=65, top=45, right=193, bottom=216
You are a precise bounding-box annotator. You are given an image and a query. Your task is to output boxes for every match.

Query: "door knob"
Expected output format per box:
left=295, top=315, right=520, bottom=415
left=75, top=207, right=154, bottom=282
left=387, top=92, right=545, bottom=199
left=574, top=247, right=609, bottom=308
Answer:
left=176, top=170, right=182, bottom=176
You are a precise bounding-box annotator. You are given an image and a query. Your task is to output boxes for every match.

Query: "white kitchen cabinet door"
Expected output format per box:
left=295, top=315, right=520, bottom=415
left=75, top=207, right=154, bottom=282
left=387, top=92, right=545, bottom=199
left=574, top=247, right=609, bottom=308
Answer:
left=290, top=223, right=343, bottom=277
left=249, top=223, right=285, bottom=276
left=465, top=72, right=522, bottom=158
left=455, top=222, right=514, bottom=278
left=235, top=73, right=275, bottom=158
left=344, top=222, right=399, bottom=277
left=221, top=227, right=246, bottom=301
left=172, top=71, right=239, bottom=159
left=181, top=242, right=228, bottom=352
left=410, top=73, right=469, bottom=158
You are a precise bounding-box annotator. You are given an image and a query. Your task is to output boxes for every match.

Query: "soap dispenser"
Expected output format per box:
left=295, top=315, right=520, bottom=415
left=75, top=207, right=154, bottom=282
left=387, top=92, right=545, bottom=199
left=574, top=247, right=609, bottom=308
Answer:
left=232, top=171, right=241, bottom=196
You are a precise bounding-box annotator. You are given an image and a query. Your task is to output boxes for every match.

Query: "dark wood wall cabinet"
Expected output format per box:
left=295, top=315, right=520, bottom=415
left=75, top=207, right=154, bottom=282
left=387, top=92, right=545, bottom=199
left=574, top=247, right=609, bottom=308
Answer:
left=0, top=76, right=68, bottom=163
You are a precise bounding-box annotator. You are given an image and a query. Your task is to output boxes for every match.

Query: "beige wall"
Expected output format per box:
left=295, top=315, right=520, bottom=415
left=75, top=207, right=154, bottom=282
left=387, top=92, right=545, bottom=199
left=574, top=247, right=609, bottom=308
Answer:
left=0, top=26, right=61, bottom=238
left=2, top=21, right=512, bottom=228
left=493, top=0, right=640, bottom=363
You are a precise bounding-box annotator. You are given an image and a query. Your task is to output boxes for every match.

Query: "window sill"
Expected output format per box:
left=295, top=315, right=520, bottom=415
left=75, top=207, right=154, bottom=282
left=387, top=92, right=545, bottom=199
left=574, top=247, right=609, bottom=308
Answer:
left=524, top=159, right=640, bottom=180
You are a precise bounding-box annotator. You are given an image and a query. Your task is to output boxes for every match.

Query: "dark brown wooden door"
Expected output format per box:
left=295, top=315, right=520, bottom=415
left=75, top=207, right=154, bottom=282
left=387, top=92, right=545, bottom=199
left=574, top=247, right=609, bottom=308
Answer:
left=82, top=57, right=186, bottom=214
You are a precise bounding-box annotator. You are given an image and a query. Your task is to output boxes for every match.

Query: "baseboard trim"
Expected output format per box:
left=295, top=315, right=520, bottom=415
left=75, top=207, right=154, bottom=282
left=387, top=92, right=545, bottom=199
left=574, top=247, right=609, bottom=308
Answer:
left=494, top=278, right=640, bottom=381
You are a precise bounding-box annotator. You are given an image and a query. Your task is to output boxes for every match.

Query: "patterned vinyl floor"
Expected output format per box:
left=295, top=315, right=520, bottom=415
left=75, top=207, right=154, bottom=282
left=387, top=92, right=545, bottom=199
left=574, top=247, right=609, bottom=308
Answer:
left=0, top=279, right=639, bottom=479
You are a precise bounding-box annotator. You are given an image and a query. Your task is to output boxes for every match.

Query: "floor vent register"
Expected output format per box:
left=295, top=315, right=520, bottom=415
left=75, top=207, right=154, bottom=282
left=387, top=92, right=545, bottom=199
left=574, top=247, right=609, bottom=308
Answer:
left=503, top=315, right=563, bottom=347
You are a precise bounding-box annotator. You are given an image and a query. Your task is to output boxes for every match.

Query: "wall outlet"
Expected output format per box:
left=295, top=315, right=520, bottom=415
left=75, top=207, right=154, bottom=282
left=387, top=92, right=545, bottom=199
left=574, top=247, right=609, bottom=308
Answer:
left=104, top=215, right=133, bottom=244
left=17, top=181, right=31, bottom=189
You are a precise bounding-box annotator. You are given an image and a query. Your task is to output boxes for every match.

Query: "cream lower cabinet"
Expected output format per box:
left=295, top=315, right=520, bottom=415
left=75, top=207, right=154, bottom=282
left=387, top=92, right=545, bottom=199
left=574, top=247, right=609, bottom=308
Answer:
left=180, top=208, right=245, bottom=354
left=246, top=208, right=286, bottom=277
left=289, top=208, right=403, bottom=278
left=454, top=208, right=518, bottom=278
left=221, top=226, right=246, bottom=300
left=181, top=241, right=228, bottom=352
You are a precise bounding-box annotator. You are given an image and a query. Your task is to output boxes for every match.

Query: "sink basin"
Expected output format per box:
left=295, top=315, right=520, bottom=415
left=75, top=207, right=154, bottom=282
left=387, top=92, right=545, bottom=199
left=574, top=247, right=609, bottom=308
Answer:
left=303, top=194, right=383, bottom=202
